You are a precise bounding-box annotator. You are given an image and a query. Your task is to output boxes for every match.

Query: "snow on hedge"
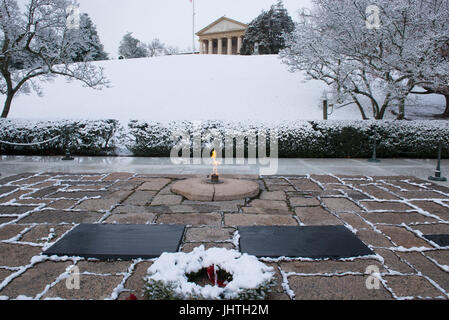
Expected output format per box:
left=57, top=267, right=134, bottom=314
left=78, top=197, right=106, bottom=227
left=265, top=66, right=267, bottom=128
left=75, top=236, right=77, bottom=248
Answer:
left=0, top=118, right=447, bottom=158
left=0, top=119, right=118, bottom=156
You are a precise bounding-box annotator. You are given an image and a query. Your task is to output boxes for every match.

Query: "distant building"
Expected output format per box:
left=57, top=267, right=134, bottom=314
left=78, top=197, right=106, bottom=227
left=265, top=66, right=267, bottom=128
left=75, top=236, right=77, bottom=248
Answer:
left=196, top=16, right=248, bottom=55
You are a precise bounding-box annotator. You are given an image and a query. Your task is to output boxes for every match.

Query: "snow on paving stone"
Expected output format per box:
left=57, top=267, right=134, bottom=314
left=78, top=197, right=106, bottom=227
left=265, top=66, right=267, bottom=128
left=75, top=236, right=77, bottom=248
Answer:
left=1, top=173, right=449, bottom=300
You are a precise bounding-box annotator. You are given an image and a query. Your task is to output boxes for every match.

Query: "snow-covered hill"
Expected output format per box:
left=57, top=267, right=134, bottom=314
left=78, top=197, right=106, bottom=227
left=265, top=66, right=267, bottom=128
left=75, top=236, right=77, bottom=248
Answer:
left=6, top=54, right=445, bottom=122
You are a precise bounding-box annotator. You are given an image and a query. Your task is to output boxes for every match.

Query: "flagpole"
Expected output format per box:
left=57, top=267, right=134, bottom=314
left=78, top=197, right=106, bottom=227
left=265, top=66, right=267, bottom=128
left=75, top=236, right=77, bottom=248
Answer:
left=192, top=0, right=196, bottom=53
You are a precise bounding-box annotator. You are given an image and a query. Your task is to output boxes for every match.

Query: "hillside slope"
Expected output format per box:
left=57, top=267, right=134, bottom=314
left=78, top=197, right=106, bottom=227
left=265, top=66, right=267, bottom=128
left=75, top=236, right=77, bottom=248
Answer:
left=6, top=54, right=445, bottom=122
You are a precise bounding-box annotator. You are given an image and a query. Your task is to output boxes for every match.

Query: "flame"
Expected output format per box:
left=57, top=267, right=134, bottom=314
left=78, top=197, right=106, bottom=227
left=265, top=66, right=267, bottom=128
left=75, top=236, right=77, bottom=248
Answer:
left=211, top=149, right=219, bottom=176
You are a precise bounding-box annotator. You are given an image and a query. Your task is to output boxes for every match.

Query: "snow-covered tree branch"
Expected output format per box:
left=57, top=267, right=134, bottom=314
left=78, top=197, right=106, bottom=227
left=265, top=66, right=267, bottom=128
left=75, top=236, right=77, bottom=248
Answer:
left=280, top=0, right=449, bottom=119
left=0, top=0, right=109, bottom=118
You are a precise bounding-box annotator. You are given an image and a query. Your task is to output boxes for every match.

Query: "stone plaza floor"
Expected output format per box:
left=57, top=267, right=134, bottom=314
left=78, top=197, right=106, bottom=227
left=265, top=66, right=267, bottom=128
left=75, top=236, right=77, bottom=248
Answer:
left=0, top=171, right=448, bottom=300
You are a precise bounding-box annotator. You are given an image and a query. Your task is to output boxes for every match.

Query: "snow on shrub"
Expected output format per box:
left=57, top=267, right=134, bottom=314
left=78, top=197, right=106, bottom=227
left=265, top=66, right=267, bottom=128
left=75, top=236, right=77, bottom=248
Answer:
left=0, top=119, right=119, bottom=156
left=0, top=119, right=447, bottom=158
left=127, top=120, right=449, bottom=158
left=143, top=246, right=276, bottom=300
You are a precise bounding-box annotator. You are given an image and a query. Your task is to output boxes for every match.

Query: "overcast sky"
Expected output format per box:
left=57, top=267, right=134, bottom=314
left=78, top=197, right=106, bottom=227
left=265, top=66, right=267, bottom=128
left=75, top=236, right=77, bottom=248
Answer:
left=73, top=0, right=312, bottom=58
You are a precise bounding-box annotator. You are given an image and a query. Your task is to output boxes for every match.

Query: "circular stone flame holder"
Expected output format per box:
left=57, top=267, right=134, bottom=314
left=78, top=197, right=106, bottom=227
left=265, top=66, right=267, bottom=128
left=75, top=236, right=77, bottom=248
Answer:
left=171, top=178, right=259, bottom=201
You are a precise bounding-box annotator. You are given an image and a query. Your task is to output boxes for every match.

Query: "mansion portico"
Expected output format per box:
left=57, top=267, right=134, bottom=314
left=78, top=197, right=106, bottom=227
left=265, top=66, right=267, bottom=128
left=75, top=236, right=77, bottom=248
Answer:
left=196, top=17, right=248, bottom=55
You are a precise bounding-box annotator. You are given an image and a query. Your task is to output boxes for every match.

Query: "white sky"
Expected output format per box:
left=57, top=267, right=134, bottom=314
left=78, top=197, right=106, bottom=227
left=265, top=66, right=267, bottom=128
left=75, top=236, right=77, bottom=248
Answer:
left=73, top=0, right=312, bottom=58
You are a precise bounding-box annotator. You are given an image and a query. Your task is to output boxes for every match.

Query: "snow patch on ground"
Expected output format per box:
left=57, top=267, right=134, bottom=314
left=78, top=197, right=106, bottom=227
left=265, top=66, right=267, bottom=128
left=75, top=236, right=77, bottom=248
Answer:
left=6, top=55, right=445, bottom=122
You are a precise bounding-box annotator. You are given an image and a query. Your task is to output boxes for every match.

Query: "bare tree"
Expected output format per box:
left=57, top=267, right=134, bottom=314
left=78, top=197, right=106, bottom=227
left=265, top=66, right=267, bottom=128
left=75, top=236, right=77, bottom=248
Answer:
left=0, top=0, right=109, bottom=118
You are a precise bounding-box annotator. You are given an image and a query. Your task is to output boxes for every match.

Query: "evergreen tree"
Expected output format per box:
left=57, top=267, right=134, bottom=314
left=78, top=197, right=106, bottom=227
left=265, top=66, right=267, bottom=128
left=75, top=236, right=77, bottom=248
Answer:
left=241, top=1, right=295, bottom=55
left=118, top=32, right=149, bottom=59
left=64, top=13, right=109, bottom=62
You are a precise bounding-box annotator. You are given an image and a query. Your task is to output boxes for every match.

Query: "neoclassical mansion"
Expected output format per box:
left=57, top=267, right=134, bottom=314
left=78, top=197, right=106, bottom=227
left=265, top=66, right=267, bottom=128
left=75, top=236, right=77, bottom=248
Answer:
left=196, top=16, right=248, bottom=55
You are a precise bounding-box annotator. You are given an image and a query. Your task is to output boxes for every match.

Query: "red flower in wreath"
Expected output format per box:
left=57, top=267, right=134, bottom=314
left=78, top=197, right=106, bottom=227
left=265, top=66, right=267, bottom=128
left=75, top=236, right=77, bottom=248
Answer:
left=207, top=265, right=227, bottom=288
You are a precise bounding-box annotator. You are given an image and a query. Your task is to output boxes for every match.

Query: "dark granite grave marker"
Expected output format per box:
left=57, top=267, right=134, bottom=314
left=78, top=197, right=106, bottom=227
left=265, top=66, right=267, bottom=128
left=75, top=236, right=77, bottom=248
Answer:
left=238, top=225, right=374, bottom=258
left=44, top=224, right=185, bottom=260
left=424, top=234, right=449, bottom=247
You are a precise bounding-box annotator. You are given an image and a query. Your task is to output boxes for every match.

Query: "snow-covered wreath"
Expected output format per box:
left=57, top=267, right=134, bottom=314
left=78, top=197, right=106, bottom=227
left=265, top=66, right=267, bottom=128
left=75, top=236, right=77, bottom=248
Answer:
left=143, top=246, right=276, bottom=300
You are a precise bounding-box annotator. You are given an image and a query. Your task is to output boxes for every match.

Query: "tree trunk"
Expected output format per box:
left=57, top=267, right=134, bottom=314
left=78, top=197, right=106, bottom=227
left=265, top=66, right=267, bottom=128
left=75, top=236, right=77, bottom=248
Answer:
left=1, top=92, right=14, bottom=118
left=396, top=98, right=405, bottom=120
left=442, top=94, right=449, bottom=118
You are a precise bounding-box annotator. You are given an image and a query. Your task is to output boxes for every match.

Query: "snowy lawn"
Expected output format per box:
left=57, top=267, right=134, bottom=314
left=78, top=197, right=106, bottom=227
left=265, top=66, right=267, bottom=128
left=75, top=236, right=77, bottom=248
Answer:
left=6, top=55, right=444, bottom=122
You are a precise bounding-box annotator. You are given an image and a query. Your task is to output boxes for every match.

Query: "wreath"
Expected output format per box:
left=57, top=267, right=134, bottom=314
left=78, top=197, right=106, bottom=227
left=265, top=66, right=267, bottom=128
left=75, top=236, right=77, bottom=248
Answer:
left=143, top=246, right=276, bottom=300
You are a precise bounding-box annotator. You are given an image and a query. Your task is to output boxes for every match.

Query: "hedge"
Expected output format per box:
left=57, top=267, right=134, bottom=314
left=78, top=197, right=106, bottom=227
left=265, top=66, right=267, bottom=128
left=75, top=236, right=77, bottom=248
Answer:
left=0, top=119, right=119, bottom=156
left=0, top=119, right=447, bottom=158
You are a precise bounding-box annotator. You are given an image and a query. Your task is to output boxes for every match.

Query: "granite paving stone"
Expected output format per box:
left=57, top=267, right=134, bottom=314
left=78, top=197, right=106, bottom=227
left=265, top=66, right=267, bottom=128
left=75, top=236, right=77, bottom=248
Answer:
left=224, top=214, right=298, bottom=226
left=0, top=190, right=33, bottom=204
left=396, top=252, right=449, bottom=292
left=47, top=191, right=109, bottom=199
left=0, top=261, right=71, bottom=299
left=137, top=178, right=171, bottom=191
left=294, top=207, right=343, bottom=226
left=182, top=200, right=244, bottom=212
left=76, top=261, right=132, bottom=275
left=0, top=217, right=16, bottom=225
left=122, top=261, right=153, bottom=297
left=0, top=172, right=447, bottom=300
left=289, top=179, right=322, bottom=191
left=423, top=251, right=449, bottom=267
left=336, top=213, right=372, bottom=230
left=181, top=242, right=235, bottom=253
left=396, top=191, right=448, bottom=200
left=0, top=186, right=17, bottom=197
left=0, top=224, right=28, bottom=241
left=289, top=197, right=320, bottom=207
left=264, top=262, right=284, bottom=293
left=104, top=213, right=156, bottom=224
left=360, top=201, right=415, bottom=212
left=0, top=173, right=35, bottom=185
left=150, top=195, right=183, bottom=206
left=20, top=224, right=74, bottom=244
left=280, top=259, right=385, bottom=274
left=245, top=199, right=291, bottom=215
left=383, top=275, right=445, bottom=298
left=361, top=212, right=438, bottom=225
left=122, top=191, right=157, bottom=206
left=411, top=223, right=449, bottom=235
left=0, top=243, right=43, bottom=267
left=267, top=185, right=295, bottom=192
left=157, top=213, right=222, bottom=226
left=43, top=274, right=124, bottom=300
left=356, top=229, right=395, bottom=248
left=46, top=200, right=78, bottom=210
left=322, top=198, right=361, bottom=212
left=372, top=248, right=415, bottom=274
left=411, top=201, right=449, bottom=221
left=0, top=206, right=37, bottom=215
left=289, top=275, right=393, bottom=300
left=259, top=191, right=286, bottom=201
left=184, top=227, right=235, bottom=242
left=377, top=226, right=433, bottom=249
left=356, top=185, right=400, bottom=200
left=103, top=173, right=135, bottom=181
left=310, top=175, right=340, bottom=184
left=19, top=210, right=103, bottom=224
left=0, top=269, right=14, bottom=283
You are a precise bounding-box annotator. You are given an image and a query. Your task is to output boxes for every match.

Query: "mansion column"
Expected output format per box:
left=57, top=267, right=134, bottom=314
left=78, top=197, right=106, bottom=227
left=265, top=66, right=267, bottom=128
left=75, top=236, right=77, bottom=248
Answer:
left=227, top=37, right=232, bottom=55
left=218, top=38, right=223, bottom=54
left=199, top=41, right=204, bottom=54
left=237, top=36, right=243, bottom=54
left=208, top=39, right=213, bottom=55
